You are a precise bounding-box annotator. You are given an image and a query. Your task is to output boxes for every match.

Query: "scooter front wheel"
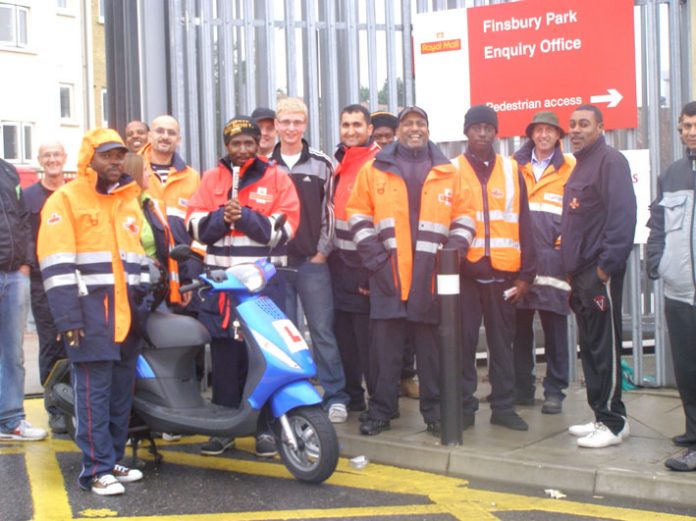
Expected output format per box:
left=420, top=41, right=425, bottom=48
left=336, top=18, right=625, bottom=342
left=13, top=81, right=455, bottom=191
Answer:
left=276, top=405, right=338, bottom=484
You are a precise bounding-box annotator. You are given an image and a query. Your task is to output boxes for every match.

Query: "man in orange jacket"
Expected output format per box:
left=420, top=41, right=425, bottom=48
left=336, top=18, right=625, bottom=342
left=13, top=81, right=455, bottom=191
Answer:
left=38, top=129, right=150, bottom=495
left=456, top=105, right=536, bottom=433
left=347, top=106, right=476, bottom=436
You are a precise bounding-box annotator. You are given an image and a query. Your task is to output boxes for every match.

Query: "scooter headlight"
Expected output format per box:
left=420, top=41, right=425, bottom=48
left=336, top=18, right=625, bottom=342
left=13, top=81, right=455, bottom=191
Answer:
left=226, top=264, right=267, bottom=293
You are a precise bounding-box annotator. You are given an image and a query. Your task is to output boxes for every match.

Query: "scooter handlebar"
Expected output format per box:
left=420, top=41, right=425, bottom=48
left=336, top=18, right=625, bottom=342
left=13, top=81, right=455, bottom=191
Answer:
left=180, top=279, right=207, bottom=293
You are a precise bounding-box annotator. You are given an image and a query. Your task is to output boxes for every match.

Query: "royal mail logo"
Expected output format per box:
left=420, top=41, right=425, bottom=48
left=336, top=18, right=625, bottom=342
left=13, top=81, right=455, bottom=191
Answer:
left=46, top=212, right=62, bottom=225
left=123, top=217, right=139, bottom=236
left=250, top=187, right=273, bottom=204
left=421, top=38, right=462, bottom=55
left=490, top=188, right=504, bottom=199
left=178, top=197, right=188, bottom=207
left=438, top=188, right=453, bottom=206
left=593, top=295, right=608, bottom=312
left=569, top=197, right=580, bottom=210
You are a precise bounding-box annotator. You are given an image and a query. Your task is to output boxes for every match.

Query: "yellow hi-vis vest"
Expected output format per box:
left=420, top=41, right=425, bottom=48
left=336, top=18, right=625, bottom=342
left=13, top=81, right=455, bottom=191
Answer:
left=458, top=154, right=522, bottom=272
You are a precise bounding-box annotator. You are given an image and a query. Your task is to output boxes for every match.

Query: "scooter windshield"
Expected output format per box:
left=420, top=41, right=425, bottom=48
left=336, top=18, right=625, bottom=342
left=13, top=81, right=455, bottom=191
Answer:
left=226, top=263, right=267, bottom=293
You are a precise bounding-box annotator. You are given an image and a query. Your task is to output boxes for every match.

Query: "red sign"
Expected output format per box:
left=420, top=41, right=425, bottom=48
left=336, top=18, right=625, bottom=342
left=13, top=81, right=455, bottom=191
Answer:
left=467, top=0, right=637, bottom=137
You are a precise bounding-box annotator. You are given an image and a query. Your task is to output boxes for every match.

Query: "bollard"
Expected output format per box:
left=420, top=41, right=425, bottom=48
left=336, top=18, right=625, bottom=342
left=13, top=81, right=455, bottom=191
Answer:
left=437, top=248, right=462, bottom=445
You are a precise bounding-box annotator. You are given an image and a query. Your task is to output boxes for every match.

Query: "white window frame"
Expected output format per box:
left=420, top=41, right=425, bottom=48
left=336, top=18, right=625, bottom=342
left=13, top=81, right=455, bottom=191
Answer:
left=101, top=88, right=108, bottom=127
left=1, top=121, right=33, bottom=164
left=59, top=83, right=74, bottom=122
left=0, top=3, right=29, bottom=49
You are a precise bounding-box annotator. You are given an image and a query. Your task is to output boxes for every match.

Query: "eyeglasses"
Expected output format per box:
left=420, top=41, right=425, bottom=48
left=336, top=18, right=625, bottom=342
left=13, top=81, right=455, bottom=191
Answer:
left=276, top=118, right=306, bottom=128
left=152, top=127, right=178, bottom=137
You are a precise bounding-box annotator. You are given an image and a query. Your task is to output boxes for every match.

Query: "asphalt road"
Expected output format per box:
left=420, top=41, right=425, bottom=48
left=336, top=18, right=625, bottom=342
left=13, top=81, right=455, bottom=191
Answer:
left=2, top=398, right=695, bottom=521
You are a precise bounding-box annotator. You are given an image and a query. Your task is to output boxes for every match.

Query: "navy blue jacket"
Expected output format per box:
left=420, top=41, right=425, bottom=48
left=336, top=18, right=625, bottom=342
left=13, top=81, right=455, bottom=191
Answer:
left=560, top=136, right=636, bottom=277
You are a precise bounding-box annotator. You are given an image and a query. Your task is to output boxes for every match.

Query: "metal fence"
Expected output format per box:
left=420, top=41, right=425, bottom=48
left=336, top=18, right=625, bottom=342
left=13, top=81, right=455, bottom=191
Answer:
left=109, top=0, right=692, bottom=386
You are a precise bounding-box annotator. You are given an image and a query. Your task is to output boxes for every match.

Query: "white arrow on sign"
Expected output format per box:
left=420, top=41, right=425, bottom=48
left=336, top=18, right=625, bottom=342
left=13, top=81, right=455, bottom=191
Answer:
left=590, top=88, right=623, bottom=108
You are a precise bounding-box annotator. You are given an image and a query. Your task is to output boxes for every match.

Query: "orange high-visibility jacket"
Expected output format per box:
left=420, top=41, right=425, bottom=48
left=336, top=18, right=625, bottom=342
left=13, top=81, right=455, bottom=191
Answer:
left=346, top=142, right=476, bottom=323
left=142, top=195, right=182, bottom=305
left=37, top=129, right=150, bottom=362
left=514, top=141, right=575, bottom=313
left=457, top=154, right=522, bottom=272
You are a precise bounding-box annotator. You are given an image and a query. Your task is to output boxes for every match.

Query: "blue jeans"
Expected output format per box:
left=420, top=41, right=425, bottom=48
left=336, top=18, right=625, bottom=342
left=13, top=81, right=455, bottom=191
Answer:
left=285, top=260, right=348, bottom=407
left=0, top=270, right=30, bottom=431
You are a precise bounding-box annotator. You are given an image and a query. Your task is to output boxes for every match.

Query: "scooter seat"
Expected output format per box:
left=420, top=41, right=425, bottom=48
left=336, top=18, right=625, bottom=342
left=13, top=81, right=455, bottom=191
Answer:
left=146, top=310, right=211, bottom=349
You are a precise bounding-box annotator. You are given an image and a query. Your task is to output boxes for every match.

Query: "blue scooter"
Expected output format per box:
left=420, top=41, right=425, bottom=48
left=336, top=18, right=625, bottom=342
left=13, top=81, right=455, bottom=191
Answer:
left=45, top=235, right=339, bottom=484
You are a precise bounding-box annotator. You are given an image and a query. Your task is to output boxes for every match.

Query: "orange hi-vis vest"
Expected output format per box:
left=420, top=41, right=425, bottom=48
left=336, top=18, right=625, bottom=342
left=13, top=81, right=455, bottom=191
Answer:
left=458, top=154, right=522, bottom=272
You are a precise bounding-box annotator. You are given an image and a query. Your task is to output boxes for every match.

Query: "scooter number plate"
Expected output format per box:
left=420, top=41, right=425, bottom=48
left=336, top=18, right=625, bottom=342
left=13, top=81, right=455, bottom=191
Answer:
left=273, top=319, right=309, bottom=353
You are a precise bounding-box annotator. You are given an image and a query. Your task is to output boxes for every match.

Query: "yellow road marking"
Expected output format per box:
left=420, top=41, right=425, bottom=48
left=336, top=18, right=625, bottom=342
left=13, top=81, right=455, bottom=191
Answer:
left=4, top=398, right=694, bottom=521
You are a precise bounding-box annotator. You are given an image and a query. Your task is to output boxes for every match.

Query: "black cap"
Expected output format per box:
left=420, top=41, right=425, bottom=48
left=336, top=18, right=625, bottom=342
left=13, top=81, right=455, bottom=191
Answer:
left=464, top=105, right=498, bottom=134
left=94, top=142, right=128, bottom=153
left=223, top=117, right=260, bottom=144
left=397, top=106, right=429, bottom=126
left=251, top=107, right=276, bottom=122
left=371, top=111, right=398, bottom=130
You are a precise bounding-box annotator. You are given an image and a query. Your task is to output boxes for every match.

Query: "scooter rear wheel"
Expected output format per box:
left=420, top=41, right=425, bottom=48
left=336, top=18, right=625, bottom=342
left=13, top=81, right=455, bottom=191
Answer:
left=276, top=405, right=338, bottom=484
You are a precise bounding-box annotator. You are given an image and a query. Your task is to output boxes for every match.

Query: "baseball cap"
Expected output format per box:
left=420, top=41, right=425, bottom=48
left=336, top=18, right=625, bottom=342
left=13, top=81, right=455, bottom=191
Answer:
left=251, top=107, right=276, bottom=122
left=397, top=106, right=429, bottom=126
left=95, top=142, right=128, bottom=153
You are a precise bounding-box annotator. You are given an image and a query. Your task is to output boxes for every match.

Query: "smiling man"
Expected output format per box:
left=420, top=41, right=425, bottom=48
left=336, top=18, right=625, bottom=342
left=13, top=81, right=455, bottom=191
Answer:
left=560, top=104, right=636, bottom=449
left=456, top=104, right=536, bottom=433
left=511, top=111, right=575, bottom=415
left=347, top=106, right=476, bottom=436
left=329, top=105, right=378, bottom=417
left=124, top=120, right=149, bottom=153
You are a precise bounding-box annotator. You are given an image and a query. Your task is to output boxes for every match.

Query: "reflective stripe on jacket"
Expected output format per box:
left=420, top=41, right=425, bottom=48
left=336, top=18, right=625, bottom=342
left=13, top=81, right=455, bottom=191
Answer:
left=458, top=154, right=522, bottom=272
left=346, top=142, right=475, bottom=323
left=37, top=128, right=150, bottom=362
left=513, top=141, right=574, bottom=313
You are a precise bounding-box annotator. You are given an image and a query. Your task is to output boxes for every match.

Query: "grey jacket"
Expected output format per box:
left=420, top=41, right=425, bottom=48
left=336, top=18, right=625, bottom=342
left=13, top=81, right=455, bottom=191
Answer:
left=646, top=150, right=696, bottom=304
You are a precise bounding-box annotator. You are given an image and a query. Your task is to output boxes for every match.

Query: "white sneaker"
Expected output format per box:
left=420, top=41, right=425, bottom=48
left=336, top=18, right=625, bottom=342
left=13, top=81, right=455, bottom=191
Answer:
left=577, top=422, right=623, bottom=448
left=90, top=474, right=125, bottom=496
left=162, top=432, right=182, bottom=441
left=328, top=403, right=348, bottom=424
left=0, top=419, right=48, bottom=441
left=619, top=418, right=630, bottom=440
left=568, top=421, right=596, bottom=437
left=113, top=464, right=143, bottom=483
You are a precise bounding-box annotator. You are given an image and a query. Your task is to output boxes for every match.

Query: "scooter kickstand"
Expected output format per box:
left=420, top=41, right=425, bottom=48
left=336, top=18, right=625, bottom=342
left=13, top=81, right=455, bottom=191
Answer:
left=279, top=414, right=298, bottom=451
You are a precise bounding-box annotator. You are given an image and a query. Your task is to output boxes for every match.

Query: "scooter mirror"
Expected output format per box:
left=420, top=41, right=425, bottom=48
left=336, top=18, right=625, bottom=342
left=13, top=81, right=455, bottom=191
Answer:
left=170, top=244, right=192, bottom=262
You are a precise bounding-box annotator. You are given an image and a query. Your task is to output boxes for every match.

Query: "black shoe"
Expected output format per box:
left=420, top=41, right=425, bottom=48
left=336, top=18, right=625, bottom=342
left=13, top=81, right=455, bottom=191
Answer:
left=359, top=418, right=391, bottom=436
left=255, top=433, right=278, bottom=458
left=359, top=409, right=399, bottom=423
left=672, top=433, right=696, bottom=447
left=426, top=421, right=441, bottom=437
left=462, top=413, right=475, bottom=431
left=541, top=396, right=563, bottom=415
left=200, top=436, right=235, bottom=456
left=491, top=411, right=528, bottom=431
left=665, top=448, right=696, bottom=471
left=48, top=413, right=68, bottom=434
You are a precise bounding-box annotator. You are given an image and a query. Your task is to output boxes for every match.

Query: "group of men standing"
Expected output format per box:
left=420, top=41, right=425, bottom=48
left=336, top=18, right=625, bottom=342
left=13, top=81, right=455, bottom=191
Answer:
left=3, top=96, right=696, bottom=500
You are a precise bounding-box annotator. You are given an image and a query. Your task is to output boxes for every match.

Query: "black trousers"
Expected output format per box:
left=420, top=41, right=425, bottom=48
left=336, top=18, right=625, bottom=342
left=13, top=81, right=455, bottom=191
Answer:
left=513, top=309, right=569, bottom=400
left=460, top=278, right=517, bottom=414
left=569, top=266, right=626, bottom=435
left=368, top=318, right=440, bottom=423
left=334, top=309, right=373, bottom=407
left=30, top=274, right=65, bottom=387
left=664, top=297, right=696, bottom=444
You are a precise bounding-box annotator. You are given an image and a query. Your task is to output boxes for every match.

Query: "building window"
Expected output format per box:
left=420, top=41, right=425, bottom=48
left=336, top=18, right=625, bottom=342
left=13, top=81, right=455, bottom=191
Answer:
left=59, top=84, right=73, bottom=120
left=98, top=0, right=105, bottom=23
left=57, top=0, right=68, bottom=8
left=101, top=89, right=108, bottom=127
left=1, top=122, right=33, bottom=163
left=0, top=3, right=29, bottom=48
